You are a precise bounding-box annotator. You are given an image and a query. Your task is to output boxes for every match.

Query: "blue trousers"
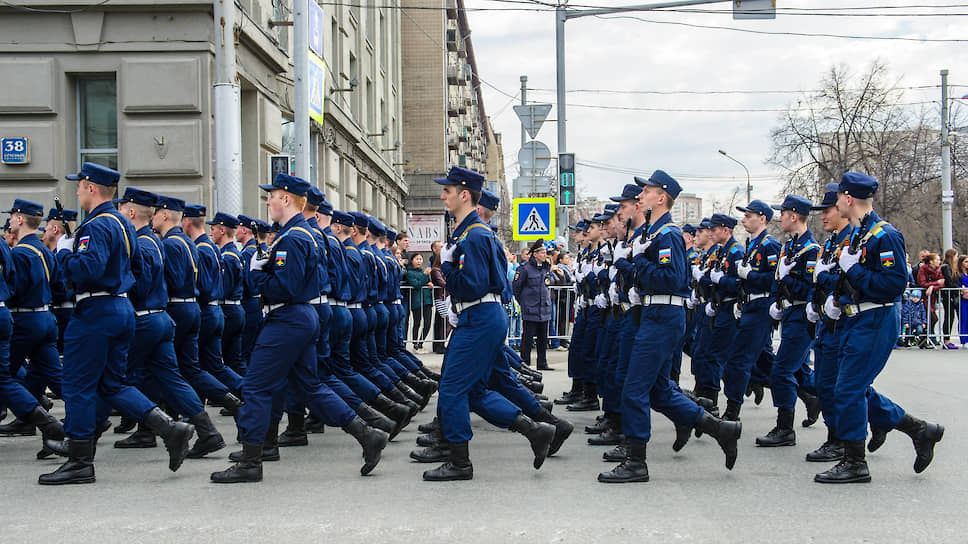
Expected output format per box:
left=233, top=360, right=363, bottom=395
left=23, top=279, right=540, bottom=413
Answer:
left=241, top=298, right=262, bottom=363
left=349, top=307, right=395, bottom=391
left=813, top=320, right=840, bottom=429
left=329, top=305, right=381, bottom=403
left=834, top=307, right=905, bottom=441
left=579, top=307, right=603, bottom=383
left=598, top=312, right=623, bottom=413
left=53, top=307, right=71, bottom=355
left=722, top=298, right=773, bottom=404
left=705, top=303, right=738, bottom=393
left=567, top=310, right=586, bottom=380
left=238, top=304, right=355, bottom=443
left=487, top=345, right=542, bottom=417
left=199, top=304, right=243, bottom=395
left=10, top=311, right=62, bottom=399
left=439, top=303, right=520, bottom=443
left=689, top=309, right=709, bottom=379
left=128, top=312, right=204, bottom=418
left=622, top=305, right=703, bottom=443
left=167, top=302, right=230, bottom=400
left=386, top=302, right=420, bottom=373
left=615, top=308, right=639, bottom=414
left=286, top=303, right=363, bottom=415
left=63, top=297, right=155, bottom=440
left=770, top=306, right=813, bottom=410
left=0, top=307, right=42, bottom=417
left=221, top=303, right=246, bottom=375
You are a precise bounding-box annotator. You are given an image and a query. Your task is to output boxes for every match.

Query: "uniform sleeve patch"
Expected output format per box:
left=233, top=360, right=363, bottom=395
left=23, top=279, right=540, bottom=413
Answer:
left=880, top=251, right=895, bottom=268
left=658, top=247, right=672, bottom=264
left=275, top=250, right=287, bottom=267
left=77, top=236, right=90, bottom=252
left=806, top=260, right=816, bottom=274
left=767, top=254, right=778, bottom=265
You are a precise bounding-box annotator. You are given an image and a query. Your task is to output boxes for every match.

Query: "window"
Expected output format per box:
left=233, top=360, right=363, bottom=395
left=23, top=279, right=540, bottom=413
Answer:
left=331, top=18, right=340, bottom=76
left=273, top=0, right=290, bottom=52
left=366, top=0, right=375, bottom=45
left=379, top=12, right=387, bottom=71
left=77, top=77, right=118, bottom=170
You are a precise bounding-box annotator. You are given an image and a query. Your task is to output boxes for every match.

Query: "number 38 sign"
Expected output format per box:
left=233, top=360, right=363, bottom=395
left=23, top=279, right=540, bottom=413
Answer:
left=1, top=137, right=30, bottom=165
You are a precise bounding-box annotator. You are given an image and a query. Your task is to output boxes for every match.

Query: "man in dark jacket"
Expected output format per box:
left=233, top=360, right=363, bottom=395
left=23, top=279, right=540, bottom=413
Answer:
left=513, top=239, right=554, bottom=370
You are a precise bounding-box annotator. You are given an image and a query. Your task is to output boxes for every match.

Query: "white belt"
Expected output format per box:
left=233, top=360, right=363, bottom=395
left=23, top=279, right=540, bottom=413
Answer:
left=454, top=293, right=501, bottom=314
left=10, top=305, right=49, bottom=313
left=219, top=300, right=242, bottom=305
left=263, top=302, right=289, bottom=314
left=205, top=301, right=218, bottom=306
left=0, top=301, right=4, bottom=308
left=719, top=297, right=737, bottom=304
left=391, top=300, right=402, bottom=305
left=843, top=302, right=892, bottom=318
left=344, top=302, right=362, bottom=309
left=784, top=300, right=808, bottom=307
left=135, top=309, right=165, bottom=317
left=76, top=292, right=126, bottom=302
left=643, top=295, right=686, bottom=307
left=745, top=293, right=770, bottom=302
left=311, top=295, right=329, bottom=305
left=169, top=297, right=196, bottom=303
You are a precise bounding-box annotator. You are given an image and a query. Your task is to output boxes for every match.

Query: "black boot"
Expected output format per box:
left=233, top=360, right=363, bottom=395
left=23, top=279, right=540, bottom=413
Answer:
left=113, top=423, right=157, bottom=448
left=185, top=411, right=226, bottom=458
left=402, top=373, right=437, bottom=398
left=386, top=387, right=420, bottom=417
left=219, top=393, right=243, bottom=418
left=45, top=420, right=111, bottom=458
left=584, top=414, right=611, bottom=435
left=521, top=377, right=544, bottom=395
left=806, top=428, right=844, bottom=463
left=567, top=383, right=600, bottom=412
left=698, top=412, right=741, bottom=469
left=588, top=414, right=623, bottom=446
left=510, top=414, right=555, bottom=469
left=554, top=380, right=582, bottom=405
left=0, top=405, right=6, bottom=423
left=38, top=439, right=96, bottom=485
left=417, top=416, right=440, bottom=434
left=603, top=443, right=626, bottom=462
left=278, top=412, right=309, bottom=447
left=396, top=382, right=426, bottom=409
left=598, top=441, right=649, bottom=483
left=531, top=408, right=574, bottom=456
left=343, top=417, right=389, bottom=475
left=422, top=441, right=473, bottom=481
left=756, top=408, right=796, bottom=447
left=517, top=365, right=543, bottom=382
left=370, top=394, right=410, bottom=438
left=673, top=424, right=691, bottom=452
left=539, top=399, right=554, bottom=412
left=746, top=382, right=765, bottom=405
left=895, top=413, right=944, bottom=473
left=410, top=441, right=450, bottom=463
left=814, top=440, right=870, bottom=484
left=799, top=390, right=821, bottom=427
left=421, top=367, right=441, bottom=381
left=144, top=407, right=196, bottom=472
left=868, top=427, right=889, bottom=452
left=0, top=417, right=35, bottom=436
left=722, top=400, right=742, bottom=422
left=211, top=442, right=263, bottom=483
left=24, top=406, right=64, bottom=441
left=356, top=403, right=396, bottom=435
left=230, top=421, right=281, bottom=462
left=113, top=415, right=137, bottom=434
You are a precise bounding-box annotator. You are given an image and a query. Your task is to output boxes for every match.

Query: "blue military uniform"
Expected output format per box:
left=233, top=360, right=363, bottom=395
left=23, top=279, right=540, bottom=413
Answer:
left=209, top=212, right=247, bottom=376
left=46, top=206, right=77, bottom=354
left=237, top=214, right=265, bottom=367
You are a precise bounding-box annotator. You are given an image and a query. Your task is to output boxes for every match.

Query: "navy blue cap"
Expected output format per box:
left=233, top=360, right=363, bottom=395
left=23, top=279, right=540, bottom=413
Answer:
left=349, top=212, right=369, bottom=228
left=66, top=162, right=121, bottom=186
left=237, top=214, right=259, bottom=230
left=709, top=213, right=738, bottom=229
left=46, top=207, right=79, bottom=222
left=634, top=170, right=682, bottom=199
left=812, top=183, right=841, bottom=210
left=604, top=203, right=619, bottom=212
left=368, top=217, right=386, bottom=237
left=306, top=186, right=326, bottom=207
left=254, top=219, right=271, bottom=234
left=479, top=189, right=500, bottom=211
left=576, top=219, right=589, bottom=232
left=5, top=199, right=44, bottom=217
left=682, top=224, right=697, bottom=235
left=115, top=188, right=158, bottom=208
left=771, top=195, right=813, bottom=216
left=206, top=212, right=239, bottom=229
left=332, top=210, right=355, bottom=228
left=386, top=229, right=397, bottom=241
left=698, top=217, right=712, bottom=229
left=434, top=166, right=485, bottom=192
left=736, top=199, right=774, bottom=221
left=183, top=204, right=206, bottom=218
left=319, top=200, right=333, bottom=216
left=610, top=183, right=643, bottom=202
left=838, top=172, right=879, bottom=199
left=155, top=195, right=186, bottom=213
left=260, top=173, right=311, bottom=197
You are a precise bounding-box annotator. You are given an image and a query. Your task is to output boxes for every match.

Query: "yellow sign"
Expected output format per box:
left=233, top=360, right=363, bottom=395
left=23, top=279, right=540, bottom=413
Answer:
left=308, top=52, right=326, bottom=125
left=512, top=197, right=555, bottom=241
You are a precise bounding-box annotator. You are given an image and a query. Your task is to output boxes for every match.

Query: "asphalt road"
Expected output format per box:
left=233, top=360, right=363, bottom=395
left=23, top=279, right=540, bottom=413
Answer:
left=0, top=347, right=964, bottom=543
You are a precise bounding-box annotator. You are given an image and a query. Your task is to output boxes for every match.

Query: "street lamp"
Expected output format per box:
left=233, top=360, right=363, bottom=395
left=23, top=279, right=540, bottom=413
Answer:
left=718, top=149, right=751, bottom=204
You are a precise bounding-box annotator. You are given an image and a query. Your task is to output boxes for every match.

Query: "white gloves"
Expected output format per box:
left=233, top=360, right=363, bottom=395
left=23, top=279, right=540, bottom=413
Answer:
left=685, top=292, right=698, bottom=310
left=838, top=247, right=861, bottom=274
left=609, top=283, right=620, bottom=306
left=594, top=293, right=608, bottom=309
left=608, top=267, right=618, bottom=281
left=250, top=253, right=269, bottom=271
left=444, top=296, right=459, bottom=327
left=824, top=295, right=841, bottom=320
left=813, top=259, right=837, bottom=281
left=599, top=243, right=612, bottom=262
left=737, top=262, right=752, bottom=280
left=769, top=301, right=783, bottom=321
left=56, top=235, right=73, bottom=253
left=592, top=261, right=604, bottom=275
left=733, top=302, right=742, bottom=321
left=632, top=236, right=651, bottom=256
left=705, top=302, right=716, bottom=317
left=777, top=257, right=797, bottom=279
left=691, top=265, right=702, bottom=282
left=613, top=242, right=632, bottom=262
left=709, top=268, right=725, bottom=284
left=440, top=243, right=456, bottom=264
left=577, top=295, right=586, bottom=310
left=627, top=288, right=642, bottom=306
left=806, top=303, right=820, bottom=323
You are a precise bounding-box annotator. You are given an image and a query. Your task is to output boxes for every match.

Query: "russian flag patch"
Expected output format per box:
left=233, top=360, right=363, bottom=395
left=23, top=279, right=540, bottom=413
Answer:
left=880, top=250, right=894, bottom=268
left=658, top=248, right=671, bottom=264
left=77, top=236, right=90, bottom=252
left=275, top=250, right=287, bottom=267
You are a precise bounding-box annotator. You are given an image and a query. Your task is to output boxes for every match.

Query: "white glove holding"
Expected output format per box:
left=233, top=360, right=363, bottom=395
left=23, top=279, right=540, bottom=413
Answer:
left=685, top=292, right=698, bottom=310
left=824, top=294, right=842, bottom=320
left=691, top=264, right=703, bottom=282
left=608, top=283, right=620, bottom=306
left=578, top=295, right=586, bottom=310
left=632, top=235, right=651, bottom=256
left=838, top=247, right=861, bottom=274
left=447, top=308, right=459, bottom=328
left=56, top=235, right=74, bottom=253
left=594, top=293, right=608, bottom=309
left=813, top=259, right=837, bottom=281
left=806, top=303, right=821, bottom=323
left=733, top=302, right=742, bottom=321
left=250, top=253, right=269, bottom=271
left=608, top=267, right=618, bottom=281
left=613, top=242, right=632, bottom=262
left=705, top=302, right=716, bottom=317
left=627, top=288, right=642, bottom=306
left=737, top=262, right=752, bottom=280
left=440, top=243, right=456, bottom=264
left=777, top=257, right=797, bottom=279
left=592, top=262, right=604, bottom=275
left=769, top=301, right=783, bottom=320
left=709, top=268, right=725, bottom=284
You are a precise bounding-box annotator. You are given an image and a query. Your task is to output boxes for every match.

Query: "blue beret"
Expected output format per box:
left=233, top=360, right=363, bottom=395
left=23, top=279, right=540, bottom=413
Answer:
left=812, top=183, right=841, bottom=210
left=386, top=229, right=397, bottom=241
left=838, top=172, right=879, bottom=199
left=260, top=173, right=311, bottom=197
left=434, top=166, right=485, bottom=192
left=709, top=213, right=738, bottom=229
left=115, top=188, right=158, bottom=208
left=367, top=217, right=386, bottom=237
left=682, top=224, right=697, bottom=235
left=183, top=204, right=206, bottom=218
left=736, top=199, right=774, bottom=221
left=206, top=212, right=239, bottom=229
left=479, top=189, right=500, bottom=211
left=634, top=170, right=682, bottom=199
left=155, top=195, right=186, bottom=212
left=66, top=162, right=120, bottom=186
left=610, top=183, right=643, bottom=202
left=771, top=195, right=813, bottom=216
left=5, top=199, right=44, bottom=217
left=319, top=200, right=333, bottom=215
left=332, top=210, right=355, bottom=227
left=306, top=186, right=326, bottom=207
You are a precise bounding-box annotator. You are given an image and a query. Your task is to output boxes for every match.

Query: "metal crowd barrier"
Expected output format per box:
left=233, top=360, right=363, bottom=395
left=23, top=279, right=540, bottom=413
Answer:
left=897, top=286, right=966, bottom=348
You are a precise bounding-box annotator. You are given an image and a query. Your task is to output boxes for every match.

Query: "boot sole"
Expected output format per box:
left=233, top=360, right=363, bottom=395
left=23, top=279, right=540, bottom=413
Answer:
left=211, top=475, right=263, bottom=483
left=548, top=423, right=574, bottom=456
left=597, top=474, right=649, bottom=483
left=186, top=439, right=227, bottom=459
left=409, top=452, right=449, bottom=463
left=756, top=440, right=796, bottom=447
left=814, top=474, right=871, bottom=484
left=423, top=472, right=473, bottom=481
left=806, top=454, right=844, bottom=462
left=38, top=475, right=96, bottom=485
left=114, top=441, right=158, bottom=449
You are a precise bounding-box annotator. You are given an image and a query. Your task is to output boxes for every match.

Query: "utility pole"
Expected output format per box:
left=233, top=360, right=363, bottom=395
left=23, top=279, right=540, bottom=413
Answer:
left=293, top=0, right=310, bottom=179
left=520, top=75, right=528, bottom=149
left=941, top=69, right=954, bottom=251
left=213, top=0, right=242, bottom=214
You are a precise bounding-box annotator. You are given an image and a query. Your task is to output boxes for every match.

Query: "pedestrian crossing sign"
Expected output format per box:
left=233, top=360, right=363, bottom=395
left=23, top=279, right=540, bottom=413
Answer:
left=512, top=197, right=555, bottom=241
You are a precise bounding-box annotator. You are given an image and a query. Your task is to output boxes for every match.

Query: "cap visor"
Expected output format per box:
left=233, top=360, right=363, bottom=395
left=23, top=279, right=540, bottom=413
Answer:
left=258, top=184, right=276, bottom=191
left=65, top=174, right=82, bottom=181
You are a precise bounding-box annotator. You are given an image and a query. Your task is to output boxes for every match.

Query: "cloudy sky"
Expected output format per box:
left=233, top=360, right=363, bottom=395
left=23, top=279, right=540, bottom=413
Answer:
left=464, top=0, right=968, bottom=211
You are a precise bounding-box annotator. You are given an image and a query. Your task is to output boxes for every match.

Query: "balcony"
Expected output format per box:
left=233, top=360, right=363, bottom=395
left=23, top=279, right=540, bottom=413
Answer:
left=447, top=98, right=460, bottom=117
left=457, top=154, right=467, bottom=167
left=447, top=65, right=460, bottom=85
left=447, top=132, right=458, bottom=149
left=458, top=127, right=469, bottom=142
left=446, top=0, right=457, bottom=20
left=446, top=29, right=457, bottom=51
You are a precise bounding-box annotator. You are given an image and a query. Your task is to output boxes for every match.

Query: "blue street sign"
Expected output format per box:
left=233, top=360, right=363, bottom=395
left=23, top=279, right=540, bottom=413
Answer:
left=1, top=137, right=30, bottom=164
left=513, top=197, right=555, bottom=241
left=309, top=0, right=324, bottom=58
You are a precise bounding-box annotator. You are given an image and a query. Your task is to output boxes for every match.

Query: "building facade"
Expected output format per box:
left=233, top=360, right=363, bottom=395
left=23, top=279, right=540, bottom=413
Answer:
left=672, top=192, right=703, bottom=225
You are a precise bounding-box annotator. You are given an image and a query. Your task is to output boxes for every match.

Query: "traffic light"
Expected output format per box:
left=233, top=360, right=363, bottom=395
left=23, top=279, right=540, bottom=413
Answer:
left=558, top=152, right=576, bottom=207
